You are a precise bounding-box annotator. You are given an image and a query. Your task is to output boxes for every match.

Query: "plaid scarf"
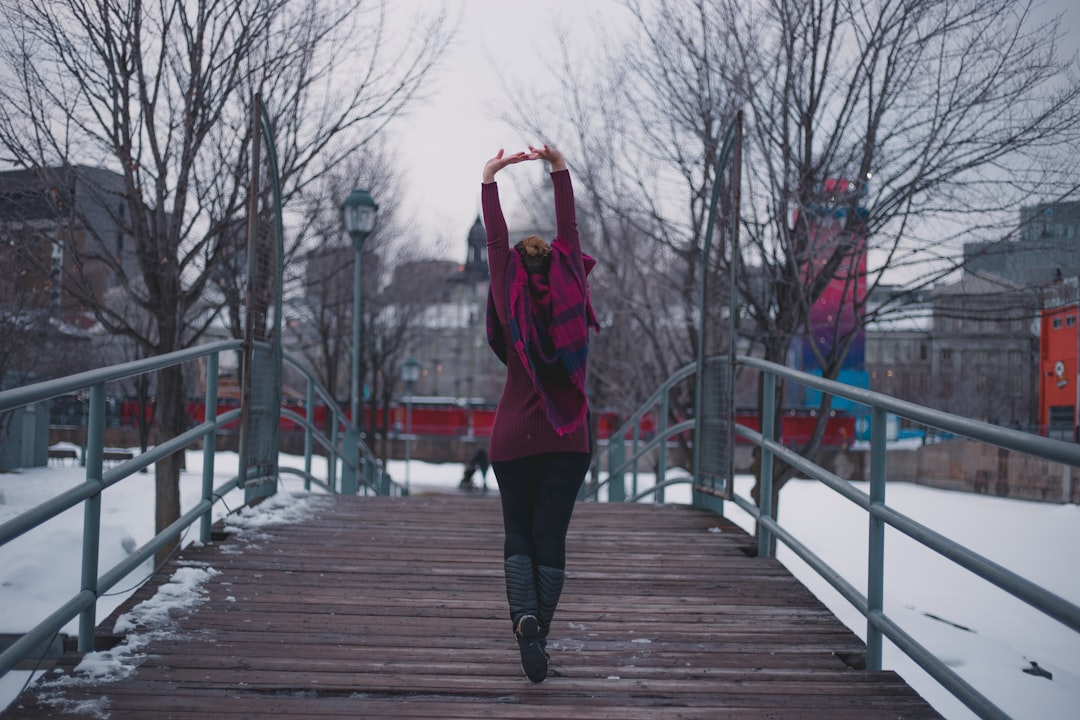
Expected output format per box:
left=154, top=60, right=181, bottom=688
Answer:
left=487, top=237, right=599, bottom=435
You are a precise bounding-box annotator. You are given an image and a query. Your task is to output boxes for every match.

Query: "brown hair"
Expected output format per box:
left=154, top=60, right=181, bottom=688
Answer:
left=514, top=235, right=551, bottom=274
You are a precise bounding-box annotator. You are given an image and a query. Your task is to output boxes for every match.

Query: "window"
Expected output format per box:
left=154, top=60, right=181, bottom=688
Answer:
left=1068, top=315, right=1076, bottom=328
left=1053, top=317, right=1063, bottom=329
left=1048, top=405, right=1075, bottom=441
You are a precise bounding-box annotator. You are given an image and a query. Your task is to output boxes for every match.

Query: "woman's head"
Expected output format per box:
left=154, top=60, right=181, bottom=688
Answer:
left=515, top=235, right=551, bottom=274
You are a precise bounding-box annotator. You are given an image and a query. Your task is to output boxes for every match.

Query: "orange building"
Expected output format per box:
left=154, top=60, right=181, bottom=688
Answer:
left=1039, top=280, right=1079, bottom=439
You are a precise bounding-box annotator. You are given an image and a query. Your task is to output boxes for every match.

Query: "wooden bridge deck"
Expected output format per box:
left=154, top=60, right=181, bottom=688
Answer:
left=2, top=494, right=941, bottom=719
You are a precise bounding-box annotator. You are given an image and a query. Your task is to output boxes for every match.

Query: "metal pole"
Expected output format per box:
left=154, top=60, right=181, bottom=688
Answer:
left=725, top=112, right=743, bottom=500
left=238, top=93, right=261, bottom=491
left=405, top=395, right=413, bottom=494
left=757, top=370, right=776, bottom=559
left=656, top=392, right=669, bottom=503
left=78, top=382, right=105, bottom=652
left=867, top=406, right=888, bottom=670
left=693, top=118, right=740, bottom=501
left=304, top=382, right=314, bottom=491
left=200, top=353, right=219, bottom=543
left=342, top=235, right=364, bottom=496
left=351, top=238, right=363, bottom=431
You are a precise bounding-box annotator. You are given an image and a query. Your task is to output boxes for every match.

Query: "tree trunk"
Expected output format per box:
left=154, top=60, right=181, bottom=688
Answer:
left=152, top=363, right=185, bottom=567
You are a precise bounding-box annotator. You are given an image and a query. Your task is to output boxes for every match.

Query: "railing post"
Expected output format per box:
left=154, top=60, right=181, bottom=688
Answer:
left=304, top=383, right=314, bottom=491
left=328, top=418, right=339, bottom=492
left=631, top=420, right=640, bottom=499
left=867, top=406, right=887, bottom=671
left=757, top=370, right=776, bottom=559
left=364, top=455, right=376, bottom=495
left=609, top=434, right=626, bottom=502
left=78, top=382, right=106, bottom=652
left=200, top=353, right=219, bottom=544
left=656, top=393, right=669, bottom=503
left=341, top=426, right=359, bottom=495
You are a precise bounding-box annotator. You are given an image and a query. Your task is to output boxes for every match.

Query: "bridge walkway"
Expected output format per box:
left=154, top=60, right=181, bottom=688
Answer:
left=1, top=494, right=940, bottom=719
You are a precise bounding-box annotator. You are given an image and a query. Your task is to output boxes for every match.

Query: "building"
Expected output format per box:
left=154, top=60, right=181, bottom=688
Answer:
left=863, top=201, right=1080, bottom=429
left=928, top=273, right=1039, bottom=425
left=864, top=294, right=933, bottom=408
left=964, top=200, right=1080, bottom=286
left=864, top=273, right=1040, bottom=428
left=394, top=217, right=504, bottom=405
left=1038, top=278, right=1079, bottom=440
left=0, top=165, right=135, bottom=314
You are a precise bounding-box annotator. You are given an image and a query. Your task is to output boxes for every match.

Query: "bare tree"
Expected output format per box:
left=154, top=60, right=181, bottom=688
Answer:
left=289, top=141, right=429, bottom=459
left=0, top=0, right=452, bottom=558
left=508, top=0, right=1080, bottom=519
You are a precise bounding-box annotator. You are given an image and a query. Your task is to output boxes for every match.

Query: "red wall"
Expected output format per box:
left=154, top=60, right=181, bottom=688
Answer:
left=1039, top=303, right=1079, bottom=436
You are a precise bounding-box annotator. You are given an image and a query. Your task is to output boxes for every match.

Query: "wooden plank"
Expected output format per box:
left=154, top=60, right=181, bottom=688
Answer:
left=0, top=495, right=942, bottom=719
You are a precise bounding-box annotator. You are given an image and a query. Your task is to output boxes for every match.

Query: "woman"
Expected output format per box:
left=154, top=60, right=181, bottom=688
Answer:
left=482, top=144, right=599, bottom=683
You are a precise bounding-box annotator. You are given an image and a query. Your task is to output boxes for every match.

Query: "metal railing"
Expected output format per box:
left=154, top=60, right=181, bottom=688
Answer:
left=0, top=341, right=394, bottom=679
left=589, top=354, right=1080, bottom=720
left=583, top=363, right=696, bottom=503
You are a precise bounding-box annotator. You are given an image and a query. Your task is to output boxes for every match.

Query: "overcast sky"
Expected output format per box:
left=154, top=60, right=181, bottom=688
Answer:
left=389, top=0, right=625, bottom=260
left=389, top=0, right=1080, bottom=264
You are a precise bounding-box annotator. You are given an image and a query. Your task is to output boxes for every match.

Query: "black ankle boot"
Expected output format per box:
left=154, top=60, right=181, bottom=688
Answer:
left=536, top=565, right=566, bottom=654
left=505, top=555, right=548, bottom=682
left=514, top=613, right=547, bottom=682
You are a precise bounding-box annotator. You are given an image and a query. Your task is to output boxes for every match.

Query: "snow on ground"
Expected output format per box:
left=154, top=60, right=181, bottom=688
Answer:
left=1, top=449, right=1079, bottom=718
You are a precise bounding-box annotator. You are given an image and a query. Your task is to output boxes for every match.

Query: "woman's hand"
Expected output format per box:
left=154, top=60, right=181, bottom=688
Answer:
left=483, top=148, right=530, bottom=183
left=528, top=144, right=566, bottom=172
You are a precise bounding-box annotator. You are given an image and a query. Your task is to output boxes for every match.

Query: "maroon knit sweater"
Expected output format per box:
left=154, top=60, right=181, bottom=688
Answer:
left=482, top=169, right=591, bottom=463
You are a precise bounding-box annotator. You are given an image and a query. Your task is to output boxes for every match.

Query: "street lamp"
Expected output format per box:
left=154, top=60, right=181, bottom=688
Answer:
left=341, top=189, right=378, bottom=433
left=401, top=356, right=421, bottom=494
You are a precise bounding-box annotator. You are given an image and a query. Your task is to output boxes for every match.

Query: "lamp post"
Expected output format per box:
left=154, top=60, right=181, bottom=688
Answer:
left=401, top=356, right=421, bottom=494
left=341, top=189, right=378, bottom=433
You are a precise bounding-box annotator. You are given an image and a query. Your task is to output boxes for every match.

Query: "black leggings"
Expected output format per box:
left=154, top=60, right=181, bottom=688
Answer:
left=492, top=452, right=591, bottom=569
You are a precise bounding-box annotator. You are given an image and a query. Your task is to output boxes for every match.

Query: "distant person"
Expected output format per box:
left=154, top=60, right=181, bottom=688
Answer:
left=482, top=144, right=599, bottom=682
left=459, top=447, right=489, bottom=491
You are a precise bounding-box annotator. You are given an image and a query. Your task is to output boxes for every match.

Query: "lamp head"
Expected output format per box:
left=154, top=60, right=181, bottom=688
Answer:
left=342, top=189, right=379, bottom=240
left=401, top=356, right=421, bottom=387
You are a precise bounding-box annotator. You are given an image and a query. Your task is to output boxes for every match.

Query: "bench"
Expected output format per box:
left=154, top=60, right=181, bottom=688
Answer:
left=47, top=448, right=78, bottom=465
left=103, top=449, right=135, bottom=466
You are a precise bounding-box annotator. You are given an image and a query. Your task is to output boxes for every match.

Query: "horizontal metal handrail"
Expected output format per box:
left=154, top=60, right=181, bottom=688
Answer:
left=0, top=412, right=243, bottom=552
left=0, top=346, right=246, bottom=677
left=0, top=340, right=243, bottom=413
left=730, top=492, right=869, bottom=617
left=277, top=407, right=395, bottom=495
left=606, top=419, right=695, bottom=482
left=591, top=351, right=1078, bottom=720
left=735, top=424, right=870, bottom=509
left=873, top=503, right=1080, bottom=634
left=586, top=360, right=697, bottom=502
left=602, top=362, right=696, bottom=445
left=278, top=467, right=333, bottom=494
left=0, top=338, right=397, bottom=681
left=735, top=354, right=1079, bottom=720
left=627, top=476, right=692, bottom=502
left=279, top=352, right=391, bottom=493
left=97, top=475, right=243, bottom=594
left=739, top=356, right=1080, bottom=466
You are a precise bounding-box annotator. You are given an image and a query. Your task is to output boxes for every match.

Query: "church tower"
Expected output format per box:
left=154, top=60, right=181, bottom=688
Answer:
left=463, top=215, right=488, bottom=283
